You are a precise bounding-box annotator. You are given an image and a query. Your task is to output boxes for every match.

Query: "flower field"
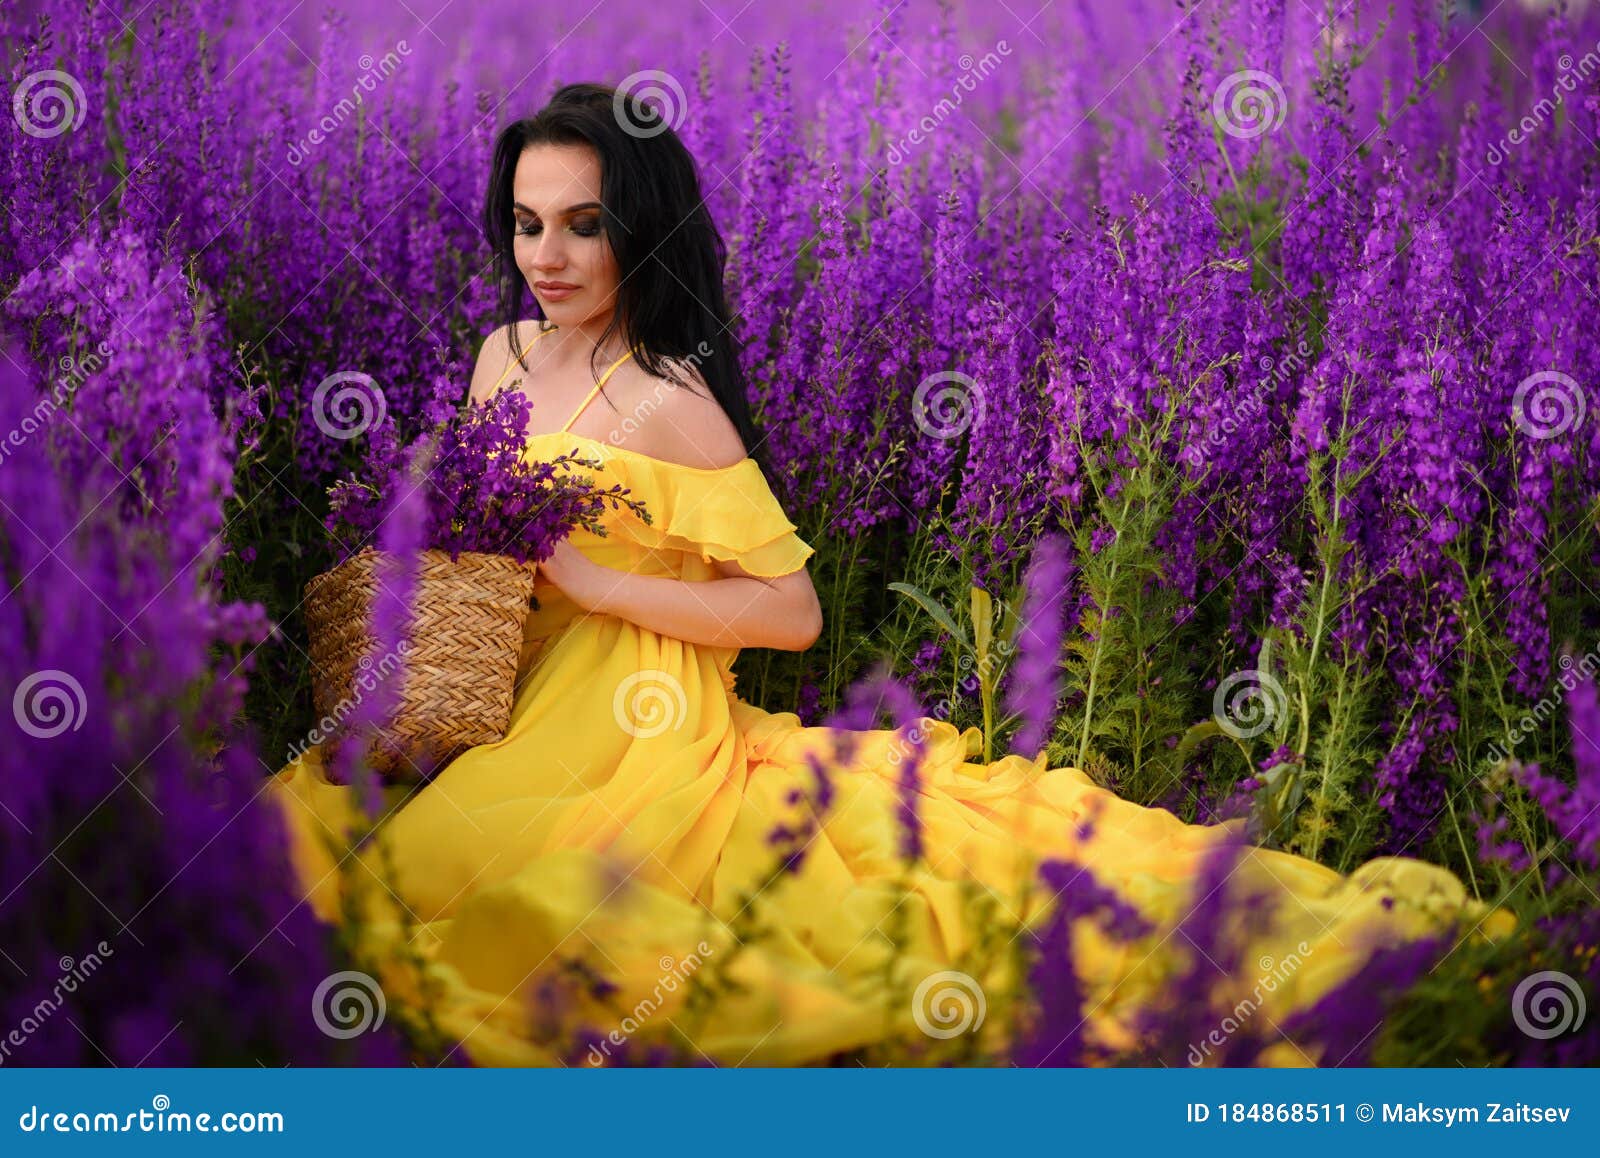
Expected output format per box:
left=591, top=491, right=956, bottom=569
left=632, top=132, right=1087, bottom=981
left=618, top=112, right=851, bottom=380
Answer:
left=1, top=0, right=1597, bottom=1065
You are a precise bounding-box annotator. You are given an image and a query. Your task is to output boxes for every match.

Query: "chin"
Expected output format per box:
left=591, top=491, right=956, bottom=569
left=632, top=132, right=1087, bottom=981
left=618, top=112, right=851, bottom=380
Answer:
left=535, top=298, right=585, bottom=319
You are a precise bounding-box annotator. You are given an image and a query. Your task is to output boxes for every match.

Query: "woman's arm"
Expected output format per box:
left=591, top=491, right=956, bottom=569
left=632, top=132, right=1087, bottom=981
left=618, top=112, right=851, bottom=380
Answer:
left=536, top=538, right=823, bottom=652
left=519, top=351, right=822, bottom=649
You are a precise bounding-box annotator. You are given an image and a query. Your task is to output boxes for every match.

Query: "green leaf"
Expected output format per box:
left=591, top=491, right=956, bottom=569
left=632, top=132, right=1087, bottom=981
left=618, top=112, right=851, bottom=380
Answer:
left=1173, top=718, right=1227, bottom=769
left=997, top=593, right=1020, bottom=658
left=1252, top=760, right=1305, bottom=849
left=888, top=581, right=972, bottom=651
left=971, top=586, right=994, bottom=664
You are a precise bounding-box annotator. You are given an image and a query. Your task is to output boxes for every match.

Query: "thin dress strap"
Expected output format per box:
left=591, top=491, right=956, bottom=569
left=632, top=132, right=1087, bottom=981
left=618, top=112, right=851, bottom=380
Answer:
left=557, top=347, right=637, bottom=434
left=484, top=321, right=558, bottom=396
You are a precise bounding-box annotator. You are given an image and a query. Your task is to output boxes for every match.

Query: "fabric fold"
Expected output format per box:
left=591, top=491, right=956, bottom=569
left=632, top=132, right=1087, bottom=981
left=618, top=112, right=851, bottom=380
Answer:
left=533, top=434, right=816, bottom=578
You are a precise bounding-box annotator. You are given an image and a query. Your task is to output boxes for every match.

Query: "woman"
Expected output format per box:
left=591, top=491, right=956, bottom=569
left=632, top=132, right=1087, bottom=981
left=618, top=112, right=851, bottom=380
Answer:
left=269, top=83, right=1511, bottom=1066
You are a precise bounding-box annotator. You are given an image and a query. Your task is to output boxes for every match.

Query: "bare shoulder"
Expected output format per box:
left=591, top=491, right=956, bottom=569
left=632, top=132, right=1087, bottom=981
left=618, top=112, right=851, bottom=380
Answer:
left=605, top=355, right=749, bottom=469
left=468, top=320, right=548, bottom=406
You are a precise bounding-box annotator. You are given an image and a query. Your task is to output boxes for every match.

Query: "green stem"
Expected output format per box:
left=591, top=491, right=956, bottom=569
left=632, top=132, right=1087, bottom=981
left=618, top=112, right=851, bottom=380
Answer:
left=980, top=661, right=994, bottom=764
left=1444, top=793, right=1483, bottom=903
left=1076, top=495, right=1133, bottom=769
left=826, top=537, right=860, bottom=703
left=1304, top=664, right=1348, bottom=864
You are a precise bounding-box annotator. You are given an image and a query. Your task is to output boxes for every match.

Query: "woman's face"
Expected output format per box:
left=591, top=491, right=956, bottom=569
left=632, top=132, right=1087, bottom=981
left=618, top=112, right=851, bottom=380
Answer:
left=511, top=142, right=621, bottom=327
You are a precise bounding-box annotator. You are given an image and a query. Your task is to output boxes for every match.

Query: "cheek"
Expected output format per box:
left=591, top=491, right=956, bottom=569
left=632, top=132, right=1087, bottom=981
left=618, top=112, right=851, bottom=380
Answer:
left=584, top=239, right=619, bottom=284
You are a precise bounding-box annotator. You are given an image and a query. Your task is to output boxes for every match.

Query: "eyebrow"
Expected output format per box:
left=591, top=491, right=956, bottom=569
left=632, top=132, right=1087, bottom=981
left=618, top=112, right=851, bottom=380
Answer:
left=512, top=201, right=602, bottom=215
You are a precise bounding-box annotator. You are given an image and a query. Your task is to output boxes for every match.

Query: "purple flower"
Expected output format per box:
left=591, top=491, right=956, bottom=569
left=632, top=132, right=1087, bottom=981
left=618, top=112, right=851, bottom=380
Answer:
left=1005, top=532, right=1074, bottom=758
left=1013, top=856, right=1155, bottom=1067
left=1515, top=659, right=1600, bottom=870
left=325, top=385, right=651, bottom=569
left=1277, top=935, right=1449, bottom=1066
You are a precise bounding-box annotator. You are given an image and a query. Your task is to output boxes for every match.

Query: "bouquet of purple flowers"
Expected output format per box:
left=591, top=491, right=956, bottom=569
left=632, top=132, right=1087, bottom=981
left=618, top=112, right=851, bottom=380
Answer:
left=303, top=384, right=652, bottom=781
left=324, top=384, right=650, bottom=566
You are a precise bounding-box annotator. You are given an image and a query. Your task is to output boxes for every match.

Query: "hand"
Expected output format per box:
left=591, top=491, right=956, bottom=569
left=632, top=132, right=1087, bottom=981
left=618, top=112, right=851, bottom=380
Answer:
left=533, top=538, right=600, bottom=610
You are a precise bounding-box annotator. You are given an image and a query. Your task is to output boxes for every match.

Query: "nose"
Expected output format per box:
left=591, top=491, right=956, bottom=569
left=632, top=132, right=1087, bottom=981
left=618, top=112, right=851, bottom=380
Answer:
left=530, top=228, right=565, bottom=272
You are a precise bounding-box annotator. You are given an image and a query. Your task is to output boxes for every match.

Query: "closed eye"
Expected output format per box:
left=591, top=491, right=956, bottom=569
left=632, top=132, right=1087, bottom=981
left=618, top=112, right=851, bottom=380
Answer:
left=516, top=220, right=600, bottom=238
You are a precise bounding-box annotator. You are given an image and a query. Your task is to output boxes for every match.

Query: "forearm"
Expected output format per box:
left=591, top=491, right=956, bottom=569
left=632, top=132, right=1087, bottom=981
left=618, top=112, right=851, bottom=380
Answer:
left=580, top=562, right=813, bottom=651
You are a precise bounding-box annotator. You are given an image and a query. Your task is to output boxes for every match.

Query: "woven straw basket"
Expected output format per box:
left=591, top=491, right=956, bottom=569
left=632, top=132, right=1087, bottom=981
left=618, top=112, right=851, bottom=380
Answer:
left=302, top=546, right=537, bottom=780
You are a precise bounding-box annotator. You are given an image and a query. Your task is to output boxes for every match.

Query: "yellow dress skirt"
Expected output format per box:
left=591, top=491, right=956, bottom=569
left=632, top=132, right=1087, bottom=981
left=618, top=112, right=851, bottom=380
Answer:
left=268, top=431, right=1514, bottom=1066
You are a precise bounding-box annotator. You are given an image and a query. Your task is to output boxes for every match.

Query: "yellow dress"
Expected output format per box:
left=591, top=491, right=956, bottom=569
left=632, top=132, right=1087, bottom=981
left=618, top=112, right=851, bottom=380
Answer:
left=269, top=340, right=1514, bottom=1067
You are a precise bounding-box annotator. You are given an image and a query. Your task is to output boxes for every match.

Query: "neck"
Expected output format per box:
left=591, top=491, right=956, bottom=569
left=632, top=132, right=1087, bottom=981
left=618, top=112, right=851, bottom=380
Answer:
left=547, top=315, right=632, bottom=366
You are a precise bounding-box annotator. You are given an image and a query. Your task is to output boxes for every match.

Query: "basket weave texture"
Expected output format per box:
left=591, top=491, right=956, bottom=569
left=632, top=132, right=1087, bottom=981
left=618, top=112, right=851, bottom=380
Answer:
left=302, top=546, right=537, bottom=779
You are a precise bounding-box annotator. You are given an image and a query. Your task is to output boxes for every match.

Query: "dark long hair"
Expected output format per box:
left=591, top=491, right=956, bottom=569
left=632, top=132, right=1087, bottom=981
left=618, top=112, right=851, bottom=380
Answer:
left=482, top=82, right=766, bottom=473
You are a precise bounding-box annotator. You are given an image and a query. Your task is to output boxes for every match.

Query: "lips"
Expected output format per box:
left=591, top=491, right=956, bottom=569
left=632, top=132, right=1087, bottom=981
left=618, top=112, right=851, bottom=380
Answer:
left=535, top=281, right=578, bottom=291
